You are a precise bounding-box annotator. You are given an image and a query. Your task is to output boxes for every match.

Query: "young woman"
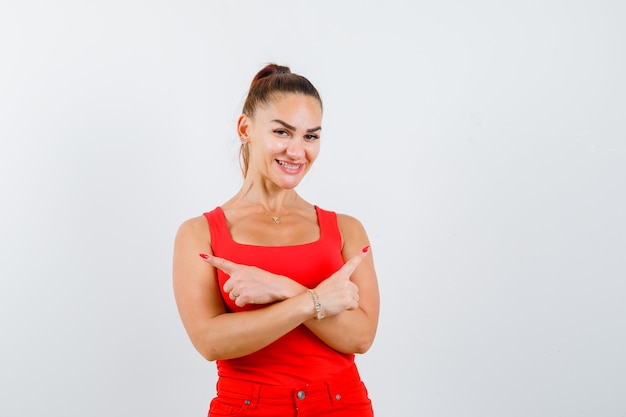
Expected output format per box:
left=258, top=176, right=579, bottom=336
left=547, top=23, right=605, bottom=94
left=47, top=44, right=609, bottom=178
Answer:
left=173, top=64, right=380, bottom=416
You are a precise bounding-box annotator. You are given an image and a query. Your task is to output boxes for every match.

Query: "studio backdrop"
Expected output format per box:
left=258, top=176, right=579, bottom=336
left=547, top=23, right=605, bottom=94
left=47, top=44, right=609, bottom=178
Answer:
left=1, top=1, right=625, bottom=416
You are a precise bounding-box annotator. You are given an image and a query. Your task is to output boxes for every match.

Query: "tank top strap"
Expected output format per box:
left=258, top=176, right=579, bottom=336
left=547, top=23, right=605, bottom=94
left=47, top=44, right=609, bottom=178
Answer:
left=315, top=206, right=342, bottom=248
left=203, top=207, right=230, bottom=253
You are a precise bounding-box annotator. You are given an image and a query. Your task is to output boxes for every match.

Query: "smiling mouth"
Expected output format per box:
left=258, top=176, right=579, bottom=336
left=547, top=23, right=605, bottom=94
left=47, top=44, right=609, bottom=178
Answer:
left=277, top=160, right=302, bottom=170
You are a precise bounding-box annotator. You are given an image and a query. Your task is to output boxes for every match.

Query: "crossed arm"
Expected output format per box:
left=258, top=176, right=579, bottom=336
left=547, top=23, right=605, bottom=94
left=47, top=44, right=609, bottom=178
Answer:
left=172, top=214, right=380, bottom=361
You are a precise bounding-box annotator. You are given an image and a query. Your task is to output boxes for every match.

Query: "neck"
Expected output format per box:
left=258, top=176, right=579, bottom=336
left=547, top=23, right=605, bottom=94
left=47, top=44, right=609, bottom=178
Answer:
left=239, top=188, right=298, bottom=225
left=238, top=180, right=298, bottom=213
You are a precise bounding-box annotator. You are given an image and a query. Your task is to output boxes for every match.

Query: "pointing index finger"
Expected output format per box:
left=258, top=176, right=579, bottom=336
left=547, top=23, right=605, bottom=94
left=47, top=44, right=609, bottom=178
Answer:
left=198, top=253, right=236, bottom=274
left=342, top=245, right=371, bottom=276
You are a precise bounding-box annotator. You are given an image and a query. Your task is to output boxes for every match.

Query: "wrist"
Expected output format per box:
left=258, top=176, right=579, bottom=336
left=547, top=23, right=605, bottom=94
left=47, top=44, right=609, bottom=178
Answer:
left=276, top=276, right=306, bottom=300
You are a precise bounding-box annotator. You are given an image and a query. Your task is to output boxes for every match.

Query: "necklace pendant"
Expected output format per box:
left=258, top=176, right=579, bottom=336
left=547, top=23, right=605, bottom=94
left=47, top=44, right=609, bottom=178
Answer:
left=263, top=210, right=281, bottom=224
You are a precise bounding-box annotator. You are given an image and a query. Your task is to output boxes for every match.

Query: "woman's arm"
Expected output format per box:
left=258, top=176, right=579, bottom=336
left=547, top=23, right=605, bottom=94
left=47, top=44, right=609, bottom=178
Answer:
left=303, top=214, right=380, bottom=354
left=174, top=214, right=379, bottom=360
left=172, top=216, right=318, bottom=361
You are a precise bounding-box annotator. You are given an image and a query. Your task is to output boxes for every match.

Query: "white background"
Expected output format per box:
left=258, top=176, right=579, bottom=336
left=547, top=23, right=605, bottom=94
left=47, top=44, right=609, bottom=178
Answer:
left=1, top=1, right=625, bottom=416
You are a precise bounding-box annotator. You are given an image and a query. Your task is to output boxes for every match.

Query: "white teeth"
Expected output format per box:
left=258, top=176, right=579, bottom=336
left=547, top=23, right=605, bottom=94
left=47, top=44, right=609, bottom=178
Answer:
left=278, top=161, right=301, bottom=169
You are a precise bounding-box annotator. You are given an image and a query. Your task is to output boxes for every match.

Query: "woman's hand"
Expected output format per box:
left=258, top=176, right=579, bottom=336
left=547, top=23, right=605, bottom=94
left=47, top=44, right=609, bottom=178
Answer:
left=200, top=254, right=300, bottom=307
left=200, top=245, right=371, bottom=317
left=313, top=246, right=371, bottom=318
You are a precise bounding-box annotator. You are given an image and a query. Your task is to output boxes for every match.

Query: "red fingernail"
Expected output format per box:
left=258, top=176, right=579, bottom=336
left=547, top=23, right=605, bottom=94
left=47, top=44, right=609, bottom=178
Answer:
left=199, top=253, right=209, bottom=259
left=362, top=245, right=370, bottom=253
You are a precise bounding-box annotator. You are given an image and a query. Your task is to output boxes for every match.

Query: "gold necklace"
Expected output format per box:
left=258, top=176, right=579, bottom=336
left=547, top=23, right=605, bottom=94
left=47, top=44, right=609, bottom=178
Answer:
left=263, top=211, right=281, bottom=225
left=243, top=194, right=282, bottom=225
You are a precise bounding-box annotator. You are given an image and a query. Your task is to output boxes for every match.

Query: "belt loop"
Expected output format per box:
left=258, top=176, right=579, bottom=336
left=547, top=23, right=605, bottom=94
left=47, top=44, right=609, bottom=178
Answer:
left=249, top=383, right=260, bottom=410
left=325, top=381, right=336, bottom=406
left=327, top=364, right=358, bottom=406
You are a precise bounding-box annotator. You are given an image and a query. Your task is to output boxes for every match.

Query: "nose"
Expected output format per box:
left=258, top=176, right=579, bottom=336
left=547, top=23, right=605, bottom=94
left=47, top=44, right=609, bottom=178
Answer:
left=285, top=138, right=305, bottom=159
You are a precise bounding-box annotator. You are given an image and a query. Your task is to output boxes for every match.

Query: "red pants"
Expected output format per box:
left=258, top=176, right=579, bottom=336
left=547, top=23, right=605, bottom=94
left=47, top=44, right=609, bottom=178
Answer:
left=208, top=364, right=374, bottom=417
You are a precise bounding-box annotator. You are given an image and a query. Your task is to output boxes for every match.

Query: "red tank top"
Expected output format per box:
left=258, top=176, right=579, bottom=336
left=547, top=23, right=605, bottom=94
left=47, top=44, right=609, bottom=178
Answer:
left=204, top=205, right=354, bottom=385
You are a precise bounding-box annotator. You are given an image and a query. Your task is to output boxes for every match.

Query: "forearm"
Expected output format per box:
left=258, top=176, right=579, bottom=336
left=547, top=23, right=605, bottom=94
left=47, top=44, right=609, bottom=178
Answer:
left=304, top=308, right=378, bottom=354
left=269, top=272, right=378, bottom=354
left=192, top=291, right=314, bottom=361
left=194, top=239, right=378, bottom=357
left=278, top=283, right=378, bottom=353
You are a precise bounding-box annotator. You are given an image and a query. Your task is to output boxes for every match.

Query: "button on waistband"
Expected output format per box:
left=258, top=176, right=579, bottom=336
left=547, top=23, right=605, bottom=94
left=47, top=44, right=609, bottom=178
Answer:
left=297, top=390, right=306, bottom=400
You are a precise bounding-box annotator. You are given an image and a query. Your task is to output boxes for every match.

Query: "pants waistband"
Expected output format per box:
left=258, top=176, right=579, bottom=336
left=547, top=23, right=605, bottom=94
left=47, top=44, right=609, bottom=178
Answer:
left=216, top=364, right=362, bottom=402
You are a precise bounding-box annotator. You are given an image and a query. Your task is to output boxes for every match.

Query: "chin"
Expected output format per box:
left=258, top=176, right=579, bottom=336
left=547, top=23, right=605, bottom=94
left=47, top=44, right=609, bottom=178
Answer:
left=275, top=176, right=305, bottom=190
left=277, top=181, right=302, bottom=190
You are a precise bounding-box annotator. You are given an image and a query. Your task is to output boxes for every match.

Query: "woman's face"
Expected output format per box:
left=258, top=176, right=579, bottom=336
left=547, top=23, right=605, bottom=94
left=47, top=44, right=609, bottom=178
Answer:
left=243, top=93, right=322, bottom=190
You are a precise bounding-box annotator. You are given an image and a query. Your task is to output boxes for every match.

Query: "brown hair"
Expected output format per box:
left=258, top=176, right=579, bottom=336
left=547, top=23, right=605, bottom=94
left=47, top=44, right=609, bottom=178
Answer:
left=240, top=64, right=322, bottom=176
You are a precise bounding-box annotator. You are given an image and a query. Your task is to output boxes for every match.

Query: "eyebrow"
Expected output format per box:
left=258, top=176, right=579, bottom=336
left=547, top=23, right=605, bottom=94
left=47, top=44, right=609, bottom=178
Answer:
left=271, top=119, right=322, bottom=133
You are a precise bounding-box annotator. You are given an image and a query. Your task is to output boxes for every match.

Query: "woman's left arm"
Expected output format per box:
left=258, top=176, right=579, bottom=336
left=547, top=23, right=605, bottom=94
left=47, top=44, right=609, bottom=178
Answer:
left=303, top=214, right=380, bottom=354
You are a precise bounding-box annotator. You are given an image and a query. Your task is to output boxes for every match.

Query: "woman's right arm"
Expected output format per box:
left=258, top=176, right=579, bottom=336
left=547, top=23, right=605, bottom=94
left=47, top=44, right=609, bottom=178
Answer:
left=172, top=216, right=317, bottom=361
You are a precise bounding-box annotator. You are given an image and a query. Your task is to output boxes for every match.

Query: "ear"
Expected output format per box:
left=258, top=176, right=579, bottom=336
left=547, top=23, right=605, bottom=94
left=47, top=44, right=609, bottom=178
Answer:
left=237, top=114, right=250, bottom=142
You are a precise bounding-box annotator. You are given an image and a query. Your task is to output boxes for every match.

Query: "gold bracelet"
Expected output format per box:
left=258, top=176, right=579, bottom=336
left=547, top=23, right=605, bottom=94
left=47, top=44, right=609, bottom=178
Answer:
left=308, top=289, right=324, bottom=320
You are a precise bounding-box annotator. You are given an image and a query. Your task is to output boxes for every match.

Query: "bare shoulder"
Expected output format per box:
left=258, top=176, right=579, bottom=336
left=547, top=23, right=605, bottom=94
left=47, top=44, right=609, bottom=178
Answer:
left=336, top=212, right=365, bottom=231
left=335, top=213, right=369, bottom=251
left=175, top=215, right=211, bottom=246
